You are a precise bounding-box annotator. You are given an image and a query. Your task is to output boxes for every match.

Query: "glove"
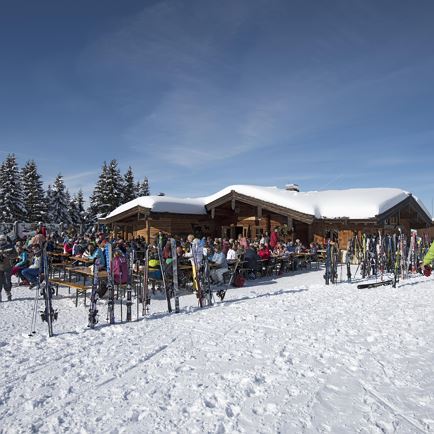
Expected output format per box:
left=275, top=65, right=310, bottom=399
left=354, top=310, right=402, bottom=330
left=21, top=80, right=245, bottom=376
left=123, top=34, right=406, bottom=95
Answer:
left=423, top=265, right=431, bottom=277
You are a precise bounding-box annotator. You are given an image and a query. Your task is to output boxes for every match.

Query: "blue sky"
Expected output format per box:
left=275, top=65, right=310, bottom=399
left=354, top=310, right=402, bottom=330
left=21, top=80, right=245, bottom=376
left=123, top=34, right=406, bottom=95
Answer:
left=1, top=0, right=434, bottom=213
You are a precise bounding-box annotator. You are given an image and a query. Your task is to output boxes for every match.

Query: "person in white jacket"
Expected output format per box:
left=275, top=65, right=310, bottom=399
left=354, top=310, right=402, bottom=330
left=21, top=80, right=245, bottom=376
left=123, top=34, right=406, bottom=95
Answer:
left=226, top=243, right=237, bottom=262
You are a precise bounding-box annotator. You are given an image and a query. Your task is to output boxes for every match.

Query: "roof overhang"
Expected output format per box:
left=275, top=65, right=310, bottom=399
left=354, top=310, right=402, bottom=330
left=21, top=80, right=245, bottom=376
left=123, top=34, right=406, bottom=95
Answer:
left=376, top=195, right=432, bottom=227
left=98, top=205, right=150, bottom=225
left=205, top=190, right=315, bottom=224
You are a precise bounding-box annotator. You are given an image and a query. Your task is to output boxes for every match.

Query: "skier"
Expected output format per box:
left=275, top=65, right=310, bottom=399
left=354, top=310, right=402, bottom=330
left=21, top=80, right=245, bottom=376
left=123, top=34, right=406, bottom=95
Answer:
left=422, top=242, right=434, bottom=277
left=0, top=234, right=15, bottom=301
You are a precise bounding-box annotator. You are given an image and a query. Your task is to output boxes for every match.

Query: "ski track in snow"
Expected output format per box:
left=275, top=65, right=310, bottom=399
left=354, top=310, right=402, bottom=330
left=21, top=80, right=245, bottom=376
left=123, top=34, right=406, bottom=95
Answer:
left=0, top=268, right=434, bottom=433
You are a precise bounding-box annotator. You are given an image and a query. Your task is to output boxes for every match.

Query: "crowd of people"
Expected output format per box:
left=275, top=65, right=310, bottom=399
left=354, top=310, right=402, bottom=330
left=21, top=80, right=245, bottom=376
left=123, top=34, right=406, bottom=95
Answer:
left=2, top=222, right=434, bottom=302
left=0, top=224, right=322, bottom=301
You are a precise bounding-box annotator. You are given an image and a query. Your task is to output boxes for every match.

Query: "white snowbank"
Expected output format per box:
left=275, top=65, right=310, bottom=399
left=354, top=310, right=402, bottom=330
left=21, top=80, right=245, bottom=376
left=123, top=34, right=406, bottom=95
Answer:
left=1, top=270, right=434, bottom=433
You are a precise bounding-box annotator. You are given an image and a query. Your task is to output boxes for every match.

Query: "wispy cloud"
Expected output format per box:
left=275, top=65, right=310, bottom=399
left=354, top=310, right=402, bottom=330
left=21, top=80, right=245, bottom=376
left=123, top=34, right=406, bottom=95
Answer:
left=67, top=0, right=434, bottom=208
left=63, top=170, right=98, bottom=183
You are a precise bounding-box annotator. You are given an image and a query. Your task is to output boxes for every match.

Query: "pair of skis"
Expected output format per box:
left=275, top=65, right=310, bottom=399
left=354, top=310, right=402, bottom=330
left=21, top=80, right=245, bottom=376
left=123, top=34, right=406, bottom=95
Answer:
left=29, top=243, right=58, bottom=337
left=88, top=258, right=100, bottom=328
left=140, top=246, right=151, bottom=316
left=157, top=239, right=180, bottom=313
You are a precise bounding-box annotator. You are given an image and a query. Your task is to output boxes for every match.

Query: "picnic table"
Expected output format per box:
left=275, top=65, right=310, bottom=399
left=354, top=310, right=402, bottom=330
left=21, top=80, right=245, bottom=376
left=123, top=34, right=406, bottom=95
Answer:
left=49, top=266, right=108, bottom=307
left=48, top=252, right=70, bottom=259
left=69, top=255, right=94, bottom=265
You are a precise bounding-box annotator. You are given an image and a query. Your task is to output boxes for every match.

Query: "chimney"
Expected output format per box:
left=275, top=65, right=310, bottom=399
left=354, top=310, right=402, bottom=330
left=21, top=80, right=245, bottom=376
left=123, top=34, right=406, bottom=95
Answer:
left=285, top=183, right=299, bottom=192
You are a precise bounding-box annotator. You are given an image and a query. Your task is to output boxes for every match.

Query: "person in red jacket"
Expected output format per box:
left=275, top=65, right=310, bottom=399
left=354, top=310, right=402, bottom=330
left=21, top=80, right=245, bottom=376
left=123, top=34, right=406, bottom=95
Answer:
left=162, top=240, right=172, bottom=260
left=38, top=222, right=47, bottom=238
left=63, top=239, right=73, bottom=255
left=270, top=228, right=279, bottom=250
left=258, top=243, right=271, bottom=260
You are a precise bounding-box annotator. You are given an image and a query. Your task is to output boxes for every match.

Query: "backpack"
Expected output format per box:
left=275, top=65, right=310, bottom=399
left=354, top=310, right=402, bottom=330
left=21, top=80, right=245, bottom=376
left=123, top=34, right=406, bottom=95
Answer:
left=232, top=273, right=245, bottom=288
left=112, top=255, right=128, bottom=284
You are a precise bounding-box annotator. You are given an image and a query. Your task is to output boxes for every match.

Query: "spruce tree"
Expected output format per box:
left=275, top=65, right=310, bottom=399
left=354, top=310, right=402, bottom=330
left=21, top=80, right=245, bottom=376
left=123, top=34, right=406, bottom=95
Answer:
left=105, top=159, right=124, bottom=211
left=69, top=190, right=86, bottom=229
left=135, top=181, right=141, bottom=198
left=123, top=166, right=136, bottom=203
left=21, top=160, right=46, bottom=222
left=138, top=177, right=150, bottom=196
left=74, top=190, right=86, bottom=225
left=0, top=154, right=26, bottom=221
left=68, top=192, right=80, bottom=226
left=50, top=174, right=72, bottom=224
left=45, top=184, right=54, bottom=223
left=88, top=161, right=109, bottom=220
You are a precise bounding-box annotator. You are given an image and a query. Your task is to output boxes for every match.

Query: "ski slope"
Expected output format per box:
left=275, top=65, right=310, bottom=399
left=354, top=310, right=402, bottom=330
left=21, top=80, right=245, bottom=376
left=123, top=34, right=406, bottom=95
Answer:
left=1, top=269, right=434, bottom=433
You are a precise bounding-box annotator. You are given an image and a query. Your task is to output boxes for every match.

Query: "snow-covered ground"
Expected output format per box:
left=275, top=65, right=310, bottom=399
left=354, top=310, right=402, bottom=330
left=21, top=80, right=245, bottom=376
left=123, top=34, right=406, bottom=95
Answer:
left=1, top=267, right=434, bottom=434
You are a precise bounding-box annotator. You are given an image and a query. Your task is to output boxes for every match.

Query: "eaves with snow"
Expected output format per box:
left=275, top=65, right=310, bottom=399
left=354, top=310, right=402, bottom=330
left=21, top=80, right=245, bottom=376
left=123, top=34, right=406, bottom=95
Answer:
left=100, top=185, right=432, bottom=223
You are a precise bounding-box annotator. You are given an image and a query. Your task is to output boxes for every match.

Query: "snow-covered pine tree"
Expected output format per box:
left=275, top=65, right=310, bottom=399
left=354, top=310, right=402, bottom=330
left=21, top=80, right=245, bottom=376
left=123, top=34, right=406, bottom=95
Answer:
left=123, top=166, right=136, bottom=203
left=68, top=192, right=79, bottom=226
left=88, top=161, right=108, bottom=222
left=45, top=184, right=54, bottom=223
left=21, top=160, right=46, bottom=222
left=0, top=154, right=26, bottom=222
left=138, top=177, right=150, bottom=196
left=50, top=174, right=72, bottom=225
left=74, top=190, right=86, bottom=225
left=105, top=159, right=124, bottom=211
left=69, top=190, right=86, bottom=231
left=135, top=181, right=141, bottom=198
left=0, top=160, right=4, bottom=219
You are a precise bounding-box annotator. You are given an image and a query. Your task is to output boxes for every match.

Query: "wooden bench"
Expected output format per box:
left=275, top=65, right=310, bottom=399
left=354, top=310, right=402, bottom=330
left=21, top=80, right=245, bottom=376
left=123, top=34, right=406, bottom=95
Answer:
left=49, top=278, right=91, bottom=306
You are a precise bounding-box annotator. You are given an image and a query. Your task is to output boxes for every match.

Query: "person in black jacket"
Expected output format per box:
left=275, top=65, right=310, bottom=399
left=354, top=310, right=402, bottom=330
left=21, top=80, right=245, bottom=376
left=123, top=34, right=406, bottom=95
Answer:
left=0, top=234, right=16, bottom=301
left=244, top=245, right=260, bottom=279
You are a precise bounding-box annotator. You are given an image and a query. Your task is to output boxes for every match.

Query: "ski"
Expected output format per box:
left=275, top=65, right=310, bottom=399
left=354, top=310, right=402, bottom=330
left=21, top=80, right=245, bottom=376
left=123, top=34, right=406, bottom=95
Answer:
left=88, top=259, right=100, bottom=328
left=392, top=241, right=400, bottom=288
left=106, top=242, right=115, bottom=324
left=357, top=279, right=393, bottom=289
left=126, top=250, right=134, bottom=322
left=142, top=246, right=150, bottom=316
left=40, top=244, right=57, bottom=337
left=324, top=239, right=331, bottom=285
left=346, top=235, right=354, bottom=282
left=157, top=243, right=172, bottom=313
left=170, top=238, right=180, bottom=313
left=217, top=258, right=241, bottom=302
left=203, top=254, right=212, bottom=305
left=191, top=243, right=204, bottom=308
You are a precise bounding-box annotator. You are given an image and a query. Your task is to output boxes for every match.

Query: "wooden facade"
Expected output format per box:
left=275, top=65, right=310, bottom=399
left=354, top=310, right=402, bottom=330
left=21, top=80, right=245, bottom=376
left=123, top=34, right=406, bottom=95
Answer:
left=99, top=205, right=214, bottom=242
left=99, top=191, right=432, bottom=246
left=205, top=190, right=313, bottom=244
left=311, top=194, right=433, bottom=247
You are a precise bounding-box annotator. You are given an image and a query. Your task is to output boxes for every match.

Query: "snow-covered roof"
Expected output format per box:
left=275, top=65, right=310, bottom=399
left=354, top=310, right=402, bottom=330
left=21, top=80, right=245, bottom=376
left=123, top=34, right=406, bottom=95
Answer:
left=103, top=185, right=431, bottom=221
left=104, top=195, right=207, bottom=219
left=203, top=185, right=431, bottom=220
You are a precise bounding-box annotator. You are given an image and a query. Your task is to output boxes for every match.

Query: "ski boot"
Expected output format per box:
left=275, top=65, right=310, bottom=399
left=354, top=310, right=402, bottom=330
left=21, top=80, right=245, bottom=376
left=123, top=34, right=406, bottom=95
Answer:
left=216, top=289, right=226, bottom=301
left=88, top=309, right=99, bottom=328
